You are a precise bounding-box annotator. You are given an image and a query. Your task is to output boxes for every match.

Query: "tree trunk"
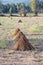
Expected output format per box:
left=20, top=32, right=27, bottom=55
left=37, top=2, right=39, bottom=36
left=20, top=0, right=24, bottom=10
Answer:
left=34, top=11, right=38, bottom=16
left=24, top=13, right=26, bottom=17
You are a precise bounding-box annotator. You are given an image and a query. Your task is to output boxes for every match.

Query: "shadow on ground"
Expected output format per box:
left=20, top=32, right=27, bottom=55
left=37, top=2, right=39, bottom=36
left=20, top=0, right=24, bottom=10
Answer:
left=4, top=39, right=43, bottom=51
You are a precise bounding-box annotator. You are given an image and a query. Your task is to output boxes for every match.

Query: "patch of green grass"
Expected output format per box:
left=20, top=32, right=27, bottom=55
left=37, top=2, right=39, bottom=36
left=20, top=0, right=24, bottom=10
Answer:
left=0, top=45, right=6, bottom=49
left=0, top=40, right=7, bottom=49
left=28, top=27, right=38, bottom=33
left=29, top=26, right=43, bottom=33
left=33, top=26, right=43, bottom=32
left=37, top=26, right=43, bottom=30
left=31, top=29, right=37, bottom=33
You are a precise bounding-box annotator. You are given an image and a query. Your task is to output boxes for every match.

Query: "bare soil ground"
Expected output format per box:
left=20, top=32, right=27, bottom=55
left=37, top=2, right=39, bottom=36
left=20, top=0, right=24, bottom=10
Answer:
left=0, top=49, right=43, bottom=65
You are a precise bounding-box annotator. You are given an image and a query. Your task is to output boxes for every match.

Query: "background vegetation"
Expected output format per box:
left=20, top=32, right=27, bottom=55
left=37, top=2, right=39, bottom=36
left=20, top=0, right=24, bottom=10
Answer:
left=0, top=0, right=43, bottom=16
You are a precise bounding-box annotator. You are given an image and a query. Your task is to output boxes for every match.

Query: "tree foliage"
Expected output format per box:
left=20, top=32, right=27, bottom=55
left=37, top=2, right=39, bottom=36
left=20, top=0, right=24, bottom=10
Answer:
left=0, top=0, right=43, bottom=16
left=0, top=1, right=3, bottom=13
left=30, top=0, right=39, bottom=16
left=19, top=3, right=26, bottom=16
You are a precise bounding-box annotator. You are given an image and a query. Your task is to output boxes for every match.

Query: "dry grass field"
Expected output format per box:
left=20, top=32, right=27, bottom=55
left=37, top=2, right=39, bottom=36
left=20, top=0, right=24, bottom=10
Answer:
left=0, top=17, right=43, bottom=49
left=0, top=16, right=43, bottom=65
left=0, top=16, right=43, bottom=38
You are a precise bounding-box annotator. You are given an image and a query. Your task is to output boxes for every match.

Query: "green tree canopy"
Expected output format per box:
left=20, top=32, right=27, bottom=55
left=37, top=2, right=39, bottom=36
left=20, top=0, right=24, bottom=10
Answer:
left=19, top=3, right=26, bottom=16
left=9, top=4, right=13, bottom=16
left=30, top=0, right=39, bottom=16
left=0, top=1, right=3, bottom=13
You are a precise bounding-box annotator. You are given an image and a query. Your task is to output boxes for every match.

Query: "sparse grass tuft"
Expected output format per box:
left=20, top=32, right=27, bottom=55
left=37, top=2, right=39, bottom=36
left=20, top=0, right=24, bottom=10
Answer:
left=37, top=26, right=43, bottom=30
left=0, top=40, right=6, bottom=49
left=29, top=26, right=43, bottom=33
left=6, top=50, right=14, bottom=55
